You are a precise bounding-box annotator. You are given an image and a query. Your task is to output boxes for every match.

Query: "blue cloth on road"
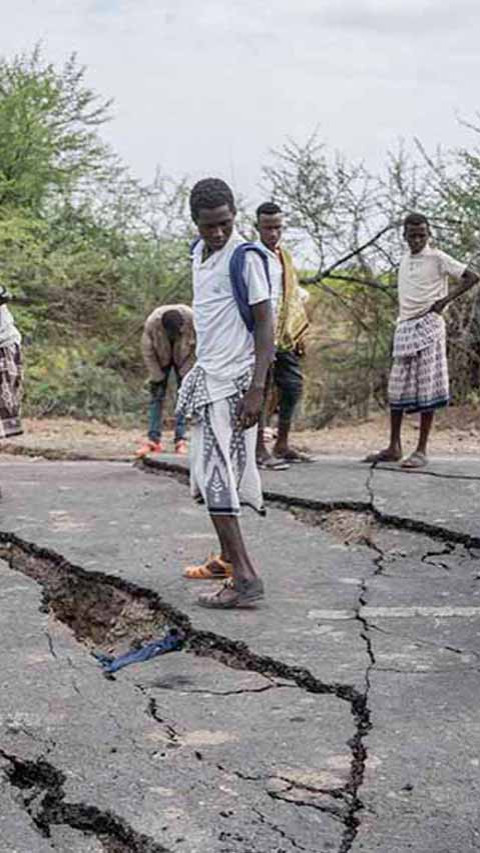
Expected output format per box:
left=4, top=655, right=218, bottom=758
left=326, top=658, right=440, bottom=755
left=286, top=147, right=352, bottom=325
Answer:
left=93, top=628, right=183, bottom=674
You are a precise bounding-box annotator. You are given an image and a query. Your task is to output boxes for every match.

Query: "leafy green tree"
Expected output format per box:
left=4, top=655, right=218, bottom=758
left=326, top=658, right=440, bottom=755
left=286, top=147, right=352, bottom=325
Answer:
left=0, top=45, right=112, bottom=211
left=0, top=47, right=194, bottom=421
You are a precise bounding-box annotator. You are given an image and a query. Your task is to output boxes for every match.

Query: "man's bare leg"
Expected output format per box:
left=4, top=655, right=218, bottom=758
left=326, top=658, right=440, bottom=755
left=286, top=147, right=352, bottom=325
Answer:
left=401, top=410, right=434, bottom=468
left=416, top=410, right=434, bottom=456
left=197, top=515, right=264, bottom=608
left=211, top=515, right=257, bottom=583
left=256, top=371, right=273, bottom=464
left=257, top=417, right=290, bottom=469
left=273, top=418, right=290, bottom=457
left=207, top=518, right=231, bottom=564
left=256, top=413, right=271, bottom=464
left=364, top=409, right=403, bottom=462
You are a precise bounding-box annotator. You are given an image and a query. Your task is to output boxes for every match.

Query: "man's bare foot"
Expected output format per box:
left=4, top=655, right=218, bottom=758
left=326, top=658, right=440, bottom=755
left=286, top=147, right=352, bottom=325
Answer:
left=362, top=448, right=402, bottom=463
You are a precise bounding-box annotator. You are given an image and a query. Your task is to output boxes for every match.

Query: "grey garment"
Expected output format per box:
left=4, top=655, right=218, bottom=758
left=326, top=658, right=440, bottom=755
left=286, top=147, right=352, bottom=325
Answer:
left=0, top=307, right=21, bottom=348
left=141, top=304, right=195, bottom=382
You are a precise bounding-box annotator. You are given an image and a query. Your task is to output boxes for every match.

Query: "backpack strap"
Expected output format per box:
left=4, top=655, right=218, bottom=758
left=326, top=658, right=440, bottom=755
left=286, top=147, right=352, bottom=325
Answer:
left=229, top=243, right=272, bottom=332
left=189, top=236, right=202, bottom=259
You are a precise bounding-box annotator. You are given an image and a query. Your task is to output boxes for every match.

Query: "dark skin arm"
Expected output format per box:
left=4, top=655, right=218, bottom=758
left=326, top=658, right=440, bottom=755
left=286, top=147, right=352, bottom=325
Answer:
left=237, top=299, right=275, bottom=429
left=431, top=268, right=479, bottom=313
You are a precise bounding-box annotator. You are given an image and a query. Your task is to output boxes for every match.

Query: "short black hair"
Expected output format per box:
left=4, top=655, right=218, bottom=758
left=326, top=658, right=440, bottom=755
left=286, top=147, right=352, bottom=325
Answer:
left=162, top=309, right=183, bottom=339
left=189, top=178, right=236, bottom=223
left=256, top=201, right=282, bottom=219
left=403, top=212, right=430, bottom=229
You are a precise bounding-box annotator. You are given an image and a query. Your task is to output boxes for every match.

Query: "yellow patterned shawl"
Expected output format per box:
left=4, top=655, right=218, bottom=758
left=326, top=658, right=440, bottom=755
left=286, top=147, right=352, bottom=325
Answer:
left=276, top=247, right=310, bottom=351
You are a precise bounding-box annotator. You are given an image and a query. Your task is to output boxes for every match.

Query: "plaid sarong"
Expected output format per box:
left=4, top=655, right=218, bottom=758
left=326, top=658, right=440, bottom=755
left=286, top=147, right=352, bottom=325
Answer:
left=388, top=313, right=448, bottom=413
left=0, top=342, right=22, bottom=438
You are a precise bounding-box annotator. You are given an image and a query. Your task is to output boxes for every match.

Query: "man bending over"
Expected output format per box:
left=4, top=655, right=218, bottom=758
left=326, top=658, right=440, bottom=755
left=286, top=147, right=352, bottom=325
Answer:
left=136, top=305, right=195, bottom=457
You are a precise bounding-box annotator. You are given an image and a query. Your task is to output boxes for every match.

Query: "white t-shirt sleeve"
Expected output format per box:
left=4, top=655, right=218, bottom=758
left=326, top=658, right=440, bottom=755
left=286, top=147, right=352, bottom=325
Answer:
left=244, top=253, right=271, bottom=306
left=436, top=250, right=467, bottom=281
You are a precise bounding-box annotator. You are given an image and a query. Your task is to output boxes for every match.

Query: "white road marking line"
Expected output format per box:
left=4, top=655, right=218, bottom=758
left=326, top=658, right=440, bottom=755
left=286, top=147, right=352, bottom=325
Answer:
left=308, top=606, right=480, bottom=620
left=308, top=610, right=355, bottom=621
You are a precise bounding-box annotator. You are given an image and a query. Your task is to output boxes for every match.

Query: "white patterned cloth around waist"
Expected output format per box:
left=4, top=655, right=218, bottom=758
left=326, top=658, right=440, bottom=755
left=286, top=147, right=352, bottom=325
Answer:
left=0, top=306, right=21, bottom=348
left=392, top=312, right=445, bottom=359
left=176, top=363, right=253, bottom=420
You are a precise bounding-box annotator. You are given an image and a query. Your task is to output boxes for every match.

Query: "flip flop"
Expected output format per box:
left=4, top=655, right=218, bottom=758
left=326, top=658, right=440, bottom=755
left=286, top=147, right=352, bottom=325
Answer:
left=277, top=449, right=314, bottom=464
left=362, top=450, right=402, bottom=464
left=401, top=451, right=428, bottom=470
left=197, top=577, right=265, bottom=609
left=257, top=457, right=290, bottom=471
left=183, top=554, right=233, bottom=580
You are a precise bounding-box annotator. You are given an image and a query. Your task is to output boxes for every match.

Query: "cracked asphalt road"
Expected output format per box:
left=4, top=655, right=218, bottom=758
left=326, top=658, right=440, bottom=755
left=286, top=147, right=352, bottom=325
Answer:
left=0, top=452, right=479, bottom=852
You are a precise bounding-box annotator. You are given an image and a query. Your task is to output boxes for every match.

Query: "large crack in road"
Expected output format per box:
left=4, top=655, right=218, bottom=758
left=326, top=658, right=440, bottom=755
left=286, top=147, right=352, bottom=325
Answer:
left=2, top=454, right=479, bottom=852
left=0, top=526, right=371, bottom=853
left=0, top=747, right=169, bottom=853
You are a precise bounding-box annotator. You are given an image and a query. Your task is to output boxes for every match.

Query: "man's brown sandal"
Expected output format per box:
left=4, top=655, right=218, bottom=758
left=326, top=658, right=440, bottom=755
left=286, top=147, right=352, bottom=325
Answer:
left=183, top=554, right=233, bottom=580
left=197, top=577, right=265, bottom=609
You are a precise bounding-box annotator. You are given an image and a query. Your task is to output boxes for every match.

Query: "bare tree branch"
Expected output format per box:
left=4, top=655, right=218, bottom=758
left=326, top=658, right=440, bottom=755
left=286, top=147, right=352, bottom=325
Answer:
left=319, top=272, right=397, bottom=299
left=301, top=223, right=397, bottom=285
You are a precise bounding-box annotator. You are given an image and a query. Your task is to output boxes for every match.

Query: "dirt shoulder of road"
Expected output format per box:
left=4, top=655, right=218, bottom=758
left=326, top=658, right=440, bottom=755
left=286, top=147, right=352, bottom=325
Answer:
left=2, top=405, right=480, bottom=461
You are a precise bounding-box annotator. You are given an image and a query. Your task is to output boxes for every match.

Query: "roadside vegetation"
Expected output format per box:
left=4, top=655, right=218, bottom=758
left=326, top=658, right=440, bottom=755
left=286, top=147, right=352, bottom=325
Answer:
left=1, top=47, right=480, bottom=426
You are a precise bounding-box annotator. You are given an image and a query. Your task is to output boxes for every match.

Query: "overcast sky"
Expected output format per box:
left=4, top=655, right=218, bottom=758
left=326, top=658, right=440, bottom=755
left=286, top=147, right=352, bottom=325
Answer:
left=3, top=0, right=480, bottom=205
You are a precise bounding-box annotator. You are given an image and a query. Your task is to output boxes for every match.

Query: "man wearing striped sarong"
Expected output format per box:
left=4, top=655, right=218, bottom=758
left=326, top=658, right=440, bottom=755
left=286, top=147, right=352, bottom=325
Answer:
left=177, top=178, right=274, bottom=609
left=365, top=213, right=478, bottom=469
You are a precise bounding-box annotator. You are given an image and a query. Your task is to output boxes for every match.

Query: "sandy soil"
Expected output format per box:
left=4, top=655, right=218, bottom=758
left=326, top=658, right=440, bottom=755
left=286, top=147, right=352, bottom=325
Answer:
left=2, top=406, right=480, bottom=460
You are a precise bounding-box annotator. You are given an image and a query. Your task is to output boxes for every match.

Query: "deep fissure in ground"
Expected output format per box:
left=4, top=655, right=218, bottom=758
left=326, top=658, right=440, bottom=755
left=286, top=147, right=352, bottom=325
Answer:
left=4, top=461, right=477, bottom=851
left=0, top=526, right=370, bottom=853
left=0, top=748, right=170, bottom=853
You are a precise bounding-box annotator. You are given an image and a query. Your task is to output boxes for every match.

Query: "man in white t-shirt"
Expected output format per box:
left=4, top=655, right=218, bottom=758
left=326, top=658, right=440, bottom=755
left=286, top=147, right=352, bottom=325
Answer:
left=365, top=213, right=478, bottom=468
left=177, top=178, right=274, bottom=608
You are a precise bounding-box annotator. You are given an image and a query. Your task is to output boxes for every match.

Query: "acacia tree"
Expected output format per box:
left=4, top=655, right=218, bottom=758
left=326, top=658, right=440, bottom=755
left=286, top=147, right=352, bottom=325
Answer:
left=0, top=46, right=195, bottom=419
left=0, top=46, right=113, bottom=212
left=261, top=135, right=399, bottom=422
left=262, top=132, right=480, bottom=423
left=409, top=131, right=480, bottom=396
